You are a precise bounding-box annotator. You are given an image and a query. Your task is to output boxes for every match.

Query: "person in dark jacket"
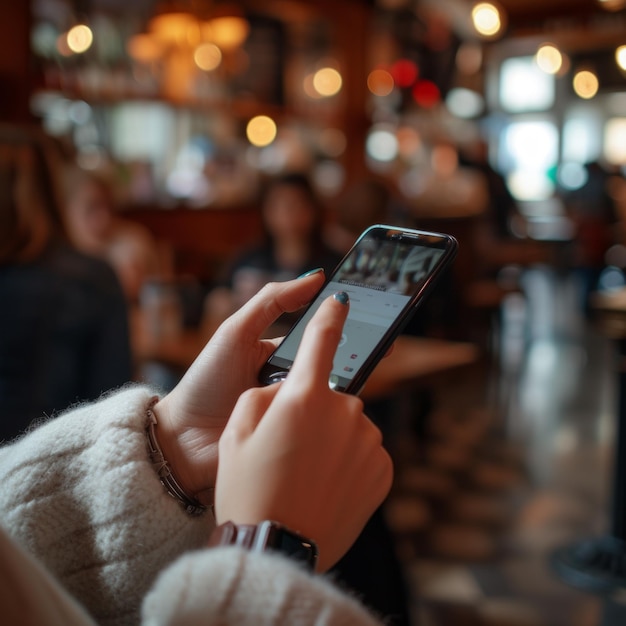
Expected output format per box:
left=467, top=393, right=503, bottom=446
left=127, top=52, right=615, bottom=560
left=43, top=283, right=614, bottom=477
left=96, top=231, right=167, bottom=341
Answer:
left=0, top=125, right=132, bottom=441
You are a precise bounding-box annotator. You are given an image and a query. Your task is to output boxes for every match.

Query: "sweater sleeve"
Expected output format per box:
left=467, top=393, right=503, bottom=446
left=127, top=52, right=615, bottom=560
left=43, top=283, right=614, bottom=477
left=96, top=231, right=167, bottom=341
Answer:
left=142, top=546, right=384, bottom=626
left=0, top=385, right=212, bottom=626
left=0, top=524, right=97, bottom=626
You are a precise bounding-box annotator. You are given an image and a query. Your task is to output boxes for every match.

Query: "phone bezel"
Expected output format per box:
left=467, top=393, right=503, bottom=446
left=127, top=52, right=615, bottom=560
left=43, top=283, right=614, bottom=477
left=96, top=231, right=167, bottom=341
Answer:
left=258, top=224, right=458, bottom=395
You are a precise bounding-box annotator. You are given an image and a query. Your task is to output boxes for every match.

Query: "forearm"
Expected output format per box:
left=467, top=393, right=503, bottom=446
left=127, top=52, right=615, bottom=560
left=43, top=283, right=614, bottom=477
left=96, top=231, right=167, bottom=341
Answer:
left=0, top=385, right=214, bottom=626
left=143, top=546, right=383, bottom=626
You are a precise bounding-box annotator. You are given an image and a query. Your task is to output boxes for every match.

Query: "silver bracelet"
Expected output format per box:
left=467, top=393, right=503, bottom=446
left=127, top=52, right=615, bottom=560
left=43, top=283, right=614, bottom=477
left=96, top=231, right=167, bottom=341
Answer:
left=145, top=404, right=207, bottom=517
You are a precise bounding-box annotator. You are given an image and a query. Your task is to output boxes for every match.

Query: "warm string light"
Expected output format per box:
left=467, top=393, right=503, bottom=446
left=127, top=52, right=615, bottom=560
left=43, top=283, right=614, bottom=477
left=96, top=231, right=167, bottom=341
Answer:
left=67, top=24, right=93, bottom=53
left=472, top=2, right=503, bottom=38
left=194, top=42, right=222, bottom=71
left=303, top=63, right=343, bottom=99
left=573, top=69, right=599, bottom=99
left=616, top=45, right=626, bottom=71
left=535, top=44, right=562, bottom=75
left=126, top=8, right=250, bottom=76
left=56, top=24, right=93, bottom=56
left=367, top=69, right=394, bottom=97
left=312, top=67, right=342, bottom=97
left=246, top=115, right=277, bottom=147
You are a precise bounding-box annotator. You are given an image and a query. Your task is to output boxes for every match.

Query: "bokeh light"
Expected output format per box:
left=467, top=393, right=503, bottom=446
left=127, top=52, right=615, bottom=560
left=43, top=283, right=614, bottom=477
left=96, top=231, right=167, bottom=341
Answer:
left=390, top=59, right=418, bottom=88
left=367, top=68, right=395, bottom=96
left=312, top=67, right=343, bottom=97
left=412, top=80, right=440, bottom=108
left=573, top=70, right=599, bottom=99
left=67, top=24, right=93, bottom=54
left=445, top=87, right=484, bottom=118
left=456, top=42, right=483, bottom=75
left=150, top=12, right=198, bottom=46
left=127, top=34, right=163, bottom=63
left=431, top=144, right=458, bottom=177
left=246, top=115, right=277, bottom=147
left=558, top=162, right=588, bottom=190
left=366, top=126, right=399, bottom=162
left=472, top=2, right=502, bottom=37
left=208, top=16, right=250, bottom=50
left=616, top=45, right=626, bottom=71
left=604, top=118, right=626, bottom=164
left=194, top=42, right=222, bottom=71
left=396, top=126, right=422, bottom=159
left=536, top=44, right=563, bottom=75
left=32, top=22, right=59, bottom=58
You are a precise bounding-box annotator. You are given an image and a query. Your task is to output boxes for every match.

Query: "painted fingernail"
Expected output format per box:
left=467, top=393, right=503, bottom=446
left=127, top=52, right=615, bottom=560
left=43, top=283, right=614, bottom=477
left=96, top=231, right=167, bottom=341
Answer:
left=297, top=267, right=324, bottom=279
left=334, top=291, right=349, bottom=305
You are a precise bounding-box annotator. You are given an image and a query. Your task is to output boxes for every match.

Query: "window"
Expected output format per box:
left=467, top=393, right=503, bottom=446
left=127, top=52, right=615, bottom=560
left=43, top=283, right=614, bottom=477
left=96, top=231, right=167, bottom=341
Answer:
left=499, top=56, right=555, bottom=113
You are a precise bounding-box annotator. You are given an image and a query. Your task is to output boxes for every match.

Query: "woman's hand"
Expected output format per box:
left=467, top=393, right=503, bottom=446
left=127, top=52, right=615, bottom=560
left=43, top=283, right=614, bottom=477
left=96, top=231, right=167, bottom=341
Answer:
left=151, top=270, right=326, bottom=504
left=214, top=292, right=394, bottom=571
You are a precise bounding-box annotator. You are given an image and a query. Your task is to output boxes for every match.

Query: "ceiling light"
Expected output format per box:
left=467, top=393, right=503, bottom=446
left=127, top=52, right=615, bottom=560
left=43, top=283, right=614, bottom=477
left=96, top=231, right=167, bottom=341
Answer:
left=573, top=70, right=599, bottom=99
left=66, top=24, right=93, bottom=54
left=616, top=45, right=626, bottom=71
left=472, top=2, right=504, bottom=38
left=536, top=44, right=563, bottom=75
left=203, top=5, right=249, bottom=51
left=149, top=11, right=199, bottom=46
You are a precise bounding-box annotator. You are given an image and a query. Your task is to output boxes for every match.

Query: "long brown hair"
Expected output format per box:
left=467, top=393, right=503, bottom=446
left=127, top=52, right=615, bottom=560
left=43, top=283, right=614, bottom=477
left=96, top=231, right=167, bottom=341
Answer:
left=0, top=125, right=66, bottom=265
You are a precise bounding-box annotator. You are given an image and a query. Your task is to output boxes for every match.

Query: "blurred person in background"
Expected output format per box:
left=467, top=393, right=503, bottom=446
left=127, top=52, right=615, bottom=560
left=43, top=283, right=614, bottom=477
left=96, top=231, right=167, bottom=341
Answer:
left=204, top=171, right=341, bottom=332
left=562, top=160, right=620, bottom=313
left=326, top=177, right=394, bottom=254
left=63, top=168, right=163, bottom=304
left=0, top=125, right=132, bottom=442
left=458, top=138, right=546, bottom=272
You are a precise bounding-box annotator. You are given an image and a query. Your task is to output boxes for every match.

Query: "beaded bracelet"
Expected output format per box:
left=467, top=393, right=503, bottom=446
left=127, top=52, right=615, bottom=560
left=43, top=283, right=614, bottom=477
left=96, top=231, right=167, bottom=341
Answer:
left=145, top=404, right=207, bottom=517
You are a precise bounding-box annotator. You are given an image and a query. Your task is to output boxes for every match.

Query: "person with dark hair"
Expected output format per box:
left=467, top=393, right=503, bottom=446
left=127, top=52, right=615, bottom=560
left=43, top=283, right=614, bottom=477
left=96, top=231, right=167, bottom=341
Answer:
left=563, top=160, right=619, bottom=312
left=0, top=125, right=132, bottom=441
left=205, top=172, right=341, bottom=329
left=326, top=177, right=394, bottom=254
left=63, top=168, right=162, bottom=304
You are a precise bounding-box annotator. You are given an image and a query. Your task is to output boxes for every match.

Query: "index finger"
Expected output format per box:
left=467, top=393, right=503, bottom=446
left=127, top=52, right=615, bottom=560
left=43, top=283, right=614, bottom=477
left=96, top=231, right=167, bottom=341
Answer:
left=285, top=291, right=350, bottom=391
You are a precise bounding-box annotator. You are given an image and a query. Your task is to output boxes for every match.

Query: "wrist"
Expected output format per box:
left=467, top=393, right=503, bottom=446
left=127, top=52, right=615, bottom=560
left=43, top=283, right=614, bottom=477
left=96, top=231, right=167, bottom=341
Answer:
left=208, top=520, right=318, bottom=571
left=147, top=399, right=211, bottom=515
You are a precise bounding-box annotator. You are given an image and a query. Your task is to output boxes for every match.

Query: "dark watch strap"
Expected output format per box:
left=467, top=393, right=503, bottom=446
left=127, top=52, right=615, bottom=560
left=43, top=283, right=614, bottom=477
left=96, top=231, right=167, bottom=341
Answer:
left=208, top=520, right=318, bottom=570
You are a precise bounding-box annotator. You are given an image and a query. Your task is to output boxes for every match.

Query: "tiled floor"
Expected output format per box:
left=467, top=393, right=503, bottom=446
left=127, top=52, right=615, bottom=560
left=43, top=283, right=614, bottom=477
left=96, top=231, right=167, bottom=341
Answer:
left=383, top=267, right=626, bottom=626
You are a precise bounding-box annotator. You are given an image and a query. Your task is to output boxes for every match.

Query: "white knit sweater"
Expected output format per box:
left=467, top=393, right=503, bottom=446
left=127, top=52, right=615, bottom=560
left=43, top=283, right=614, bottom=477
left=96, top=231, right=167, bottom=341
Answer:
left=0, top=385, right=381, bottom=626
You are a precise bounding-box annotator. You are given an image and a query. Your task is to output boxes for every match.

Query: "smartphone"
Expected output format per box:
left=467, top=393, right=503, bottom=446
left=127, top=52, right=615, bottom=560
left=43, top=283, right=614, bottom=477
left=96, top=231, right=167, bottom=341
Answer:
left=258, top=224, right=458, bottom=395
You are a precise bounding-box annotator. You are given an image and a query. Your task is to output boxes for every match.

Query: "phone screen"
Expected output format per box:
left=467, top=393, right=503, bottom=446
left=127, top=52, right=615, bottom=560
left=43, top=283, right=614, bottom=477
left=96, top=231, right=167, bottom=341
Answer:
left=260, top=226, right=456, bottom=393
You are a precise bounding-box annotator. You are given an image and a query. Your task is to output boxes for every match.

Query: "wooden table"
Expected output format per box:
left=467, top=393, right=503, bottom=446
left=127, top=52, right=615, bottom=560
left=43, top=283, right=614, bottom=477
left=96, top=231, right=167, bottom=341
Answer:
left=552, top=288, right=626, bottom=593
left=131, top=309, right=479, bottom=399
left=361, top=337, right=479, bottom=401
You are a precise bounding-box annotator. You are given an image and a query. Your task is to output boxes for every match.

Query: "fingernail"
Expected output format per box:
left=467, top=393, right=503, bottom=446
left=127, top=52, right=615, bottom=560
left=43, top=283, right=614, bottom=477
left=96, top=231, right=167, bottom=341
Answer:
left=297, top=267, right=324, bottom=279
left=334, top=291, right=349, bottom=305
